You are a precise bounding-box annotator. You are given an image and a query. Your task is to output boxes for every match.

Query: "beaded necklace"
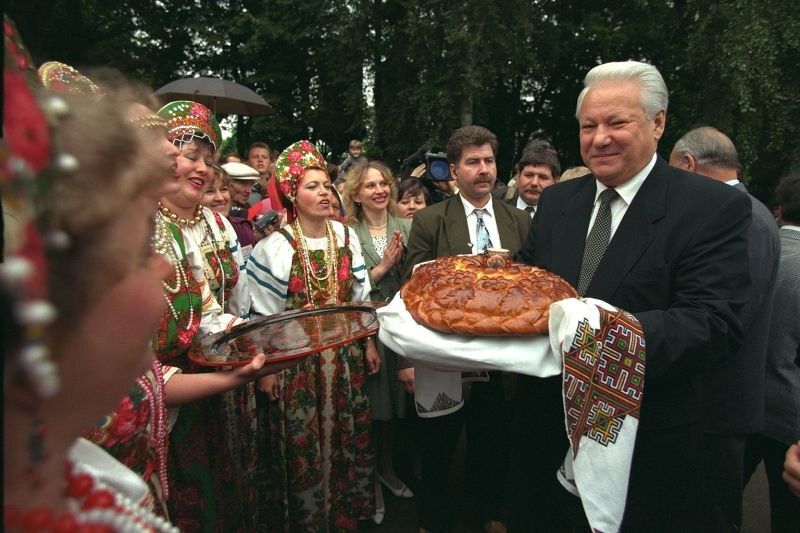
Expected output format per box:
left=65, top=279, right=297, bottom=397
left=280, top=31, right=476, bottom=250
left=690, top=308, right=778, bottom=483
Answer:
left=152, top=213, right=194, bottom=330
left=135, top=360, right=169, bottom=502
left=201, top=212, right=227, bottom=311
left=4, top=460, right=179, bottom=532
left=157, top=201, right=203, bottom=228
left=292, top=219, right=339, bottom=308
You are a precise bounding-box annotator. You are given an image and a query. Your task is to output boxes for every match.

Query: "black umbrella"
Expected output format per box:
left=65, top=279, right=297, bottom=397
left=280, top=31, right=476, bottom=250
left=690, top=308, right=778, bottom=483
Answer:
left=154, top=77, right=273, bottom=116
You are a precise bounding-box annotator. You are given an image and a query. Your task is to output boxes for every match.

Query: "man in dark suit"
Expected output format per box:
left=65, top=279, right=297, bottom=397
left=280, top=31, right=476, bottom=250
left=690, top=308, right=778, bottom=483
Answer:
left=403, top=125, right=530, bottom=533
left=503, top=141, right=561, bottom=217
left=744, top=172, right=800, bottom=531
left=510, top=61, right=752, bottom=531
left=669, top=126, right=780, bottom=530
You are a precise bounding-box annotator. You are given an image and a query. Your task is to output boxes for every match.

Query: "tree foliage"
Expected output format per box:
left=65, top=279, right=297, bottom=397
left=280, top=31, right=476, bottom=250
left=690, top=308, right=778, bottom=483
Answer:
left=7, top=0, right=798, bottom=200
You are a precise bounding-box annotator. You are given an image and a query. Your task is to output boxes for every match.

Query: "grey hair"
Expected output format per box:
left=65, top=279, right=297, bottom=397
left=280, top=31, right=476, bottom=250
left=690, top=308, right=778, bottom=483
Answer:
left=575, top=61, right=669, bottom=119
left=672, top=126, right=741, bottom=171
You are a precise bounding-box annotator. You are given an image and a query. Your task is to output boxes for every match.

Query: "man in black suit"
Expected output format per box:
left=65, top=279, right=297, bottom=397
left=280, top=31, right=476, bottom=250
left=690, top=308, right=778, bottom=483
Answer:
left=504, top=141, right=561, bottom=218
left=669, top=126, right=780, bottom=530
left=402, top=125, right=530, bottom=533
left=510, top=61, right=752, bottom=531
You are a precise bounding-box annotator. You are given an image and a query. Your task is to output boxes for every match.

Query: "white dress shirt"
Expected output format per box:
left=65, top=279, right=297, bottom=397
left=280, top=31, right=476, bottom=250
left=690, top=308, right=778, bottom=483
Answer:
left=587, top=153, right=657, bottom=239
left=516, top=196, right=536, bottom=218
left=459, top=194, right=502, bottom=254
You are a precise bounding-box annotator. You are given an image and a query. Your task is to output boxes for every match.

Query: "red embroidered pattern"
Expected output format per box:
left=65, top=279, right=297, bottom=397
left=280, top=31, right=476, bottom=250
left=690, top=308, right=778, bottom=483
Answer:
left=562, top=307, right=646, bottom=455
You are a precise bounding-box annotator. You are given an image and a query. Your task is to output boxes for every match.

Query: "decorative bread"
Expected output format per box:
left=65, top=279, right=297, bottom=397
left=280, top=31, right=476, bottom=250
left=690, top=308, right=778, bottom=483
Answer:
left=400, top=253, right=577, bottom=335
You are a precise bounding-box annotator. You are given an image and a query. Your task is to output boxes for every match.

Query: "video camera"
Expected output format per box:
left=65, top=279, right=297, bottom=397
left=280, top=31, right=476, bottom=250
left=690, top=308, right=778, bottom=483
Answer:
left=253, top=210, right=279, bottom=232
left=400, top=144, right=452, bottom=182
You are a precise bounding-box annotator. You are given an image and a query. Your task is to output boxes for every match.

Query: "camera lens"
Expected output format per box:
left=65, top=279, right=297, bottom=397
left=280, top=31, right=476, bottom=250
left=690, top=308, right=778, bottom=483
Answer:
left=429, top=159, right=450, bottom=180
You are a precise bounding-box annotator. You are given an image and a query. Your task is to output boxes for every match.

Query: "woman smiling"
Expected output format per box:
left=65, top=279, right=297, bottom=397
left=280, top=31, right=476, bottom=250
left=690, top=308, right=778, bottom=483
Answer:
left=343, top=162, right=414, bottom=523
left=153, top=101, right=256, bottom=530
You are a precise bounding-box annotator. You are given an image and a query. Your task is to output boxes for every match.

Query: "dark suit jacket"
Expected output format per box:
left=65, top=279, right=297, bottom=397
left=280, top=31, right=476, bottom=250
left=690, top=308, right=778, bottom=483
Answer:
left=403, top=194, right=531, bottom=280
left=702, top=183, right=780, bottom=434
left=515, top=157, right=752, bottom=525
left=763, top=226, right=800, bottom=444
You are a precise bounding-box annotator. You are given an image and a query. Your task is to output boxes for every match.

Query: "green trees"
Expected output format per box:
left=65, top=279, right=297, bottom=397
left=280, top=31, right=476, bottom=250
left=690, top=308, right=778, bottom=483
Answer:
left=7, top=0, right=798, bottom=200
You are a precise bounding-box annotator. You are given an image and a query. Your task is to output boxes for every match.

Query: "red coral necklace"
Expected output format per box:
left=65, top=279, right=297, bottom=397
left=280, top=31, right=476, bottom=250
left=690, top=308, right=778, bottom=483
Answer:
left=4, top=461, right=179, bottom=532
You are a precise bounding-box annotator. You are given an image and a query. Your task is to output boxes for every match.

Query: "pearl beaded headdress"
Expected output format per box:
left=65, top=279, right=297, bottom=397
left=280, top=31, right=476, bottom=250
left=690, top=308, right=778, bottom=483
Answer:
left=1, top=19, right=87, bottom=399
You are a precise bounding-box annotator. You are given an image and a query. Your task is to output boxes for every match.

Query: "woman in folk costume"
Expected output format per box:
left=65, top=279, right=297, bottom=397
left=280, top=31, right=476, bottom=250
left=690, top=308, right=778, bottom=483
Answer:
left=138, top=100, right=257, bottom=531
left=85, top=100, right=271, bottom=527
left=249, top=140, right=380, bottom=531
left=2, top=21, right=179, bottom=530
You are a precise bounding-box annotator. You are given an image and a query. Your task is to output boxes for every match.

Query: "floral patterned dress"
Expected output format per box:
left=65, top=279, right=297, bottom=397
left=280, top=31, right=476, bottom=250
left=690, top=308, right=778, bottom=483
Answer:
left=86, top=222, right=199, bottom=518
left=165, top=207, right=257, bottom=532
left=248, top=221, right=375, bottom=532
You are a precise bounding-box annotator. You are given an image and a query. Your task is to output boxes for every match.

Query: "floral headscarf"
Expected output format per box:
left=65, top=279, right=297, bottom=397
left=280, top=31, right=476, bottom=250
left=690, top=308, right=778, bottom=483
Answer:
left=157, top=100, right=221, bottom=151
left=274, top=140, right=328, bottom=203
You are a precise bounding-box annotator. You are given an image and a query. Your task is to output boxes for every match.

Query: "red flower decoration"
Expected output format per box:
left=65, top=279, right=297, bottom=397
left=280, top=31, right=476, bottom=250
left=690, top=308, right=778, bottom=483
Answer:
left=105, top=397, right=142, bottom=446
left=354, top=432, right=370, bottom=450
left=287, top=150, right=303, bottom=162
left=288, top=275, right=305, bottom=293
left=279, top=180, right=291, bottom=194
left=190, top=102, right=210, bottom=121
left=289, top=456, right=309, bottom=476
left=177, top=320, right=199, bottom=348
left=351, top=371, right=365, bottom=388
left=338, top=254, right=350, bottom=281
left=288, top=164, right=303, bottom=177
left=300, top=140, right=316, bottom=152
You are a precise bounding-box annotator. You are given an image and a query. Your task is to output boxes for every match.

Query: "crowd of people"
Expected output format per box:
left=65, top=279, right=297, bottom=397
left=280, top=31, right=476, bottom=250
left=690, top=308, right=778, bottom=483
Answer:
left=3, top=16, right=799, bottom=533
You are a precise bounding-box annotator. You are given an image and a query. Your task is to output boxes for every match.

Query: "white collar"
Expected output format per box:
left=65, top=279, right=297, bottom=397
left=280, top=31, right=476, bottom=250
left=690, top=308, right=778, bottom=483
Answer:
left=515, top=196, right=535, bottom=211
left=459, top=194, right=495, bottom=217
left=594, top=153, right=657, bottom=206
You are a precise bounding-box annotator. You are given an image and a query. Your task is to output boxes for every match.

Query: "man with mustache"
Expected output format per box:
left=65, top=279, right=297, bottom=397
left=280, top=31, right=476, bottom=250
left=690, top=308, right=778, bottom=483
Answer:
left=506, top=140, right=561, bottom=217
left=402, top=125, right=531, bottom=533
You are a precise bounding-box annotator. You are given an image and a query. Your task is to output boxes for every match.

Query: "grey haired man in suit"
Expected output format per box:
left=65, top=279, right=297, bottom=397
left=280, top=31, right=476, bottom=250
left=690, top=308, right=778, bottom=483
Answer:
left=670, top=126, right=781, bottom=531
left=511, top=61, right=752, bottom=531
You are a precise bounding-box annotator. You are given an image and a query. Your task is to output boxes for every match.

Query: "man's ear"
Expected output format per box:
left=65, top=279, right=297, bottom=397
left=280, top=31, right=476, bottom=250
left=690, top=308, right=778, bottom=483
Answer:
left=685, top=154, right=698, bottom=172
left=652, top=110, right=666, bottom=141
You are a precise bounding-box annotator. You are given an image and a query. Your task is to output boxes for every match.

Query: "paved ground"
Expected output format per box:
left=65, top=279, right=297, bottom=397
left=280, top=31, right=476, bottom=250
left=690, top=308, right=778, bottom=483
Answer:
left=360, top=432, right=773, bottom=532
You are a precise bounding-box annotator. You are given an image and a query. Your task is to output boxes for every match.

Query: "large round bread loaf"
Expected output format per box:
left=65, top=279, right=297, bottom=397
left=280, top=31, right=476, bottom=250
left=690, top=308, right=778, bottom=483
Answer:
left=400, top=253, right=577, bottom=335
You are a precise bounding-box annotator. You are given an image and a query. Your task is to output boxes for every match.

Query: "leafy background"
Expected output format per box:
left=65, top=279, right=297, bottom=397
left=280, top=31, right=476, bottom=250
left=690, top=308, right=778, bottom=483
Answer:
left=8, top=0, right=799, bottom=203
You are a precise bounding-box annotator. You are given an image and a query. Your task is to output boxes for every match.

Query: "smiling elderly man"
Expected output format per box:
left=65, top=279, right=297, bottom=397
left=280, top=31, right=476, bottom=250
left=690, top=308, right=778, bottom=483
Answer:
left=511, top=61, right=752, bottom=531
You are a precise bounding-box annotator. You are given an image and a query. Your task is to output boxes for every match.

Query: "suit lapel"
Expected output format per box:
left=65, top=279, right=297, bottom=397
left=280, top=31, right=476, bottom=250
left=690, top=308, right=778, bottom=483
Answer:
left=354, top=220, right=381, bottom=267
left=550, top=178, right=597, bottom=286
left=444, top=196, right=472, bottom=255
left=586, top=159, right=668, bottom=300
left=494, top=201, right=520, bottom=250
